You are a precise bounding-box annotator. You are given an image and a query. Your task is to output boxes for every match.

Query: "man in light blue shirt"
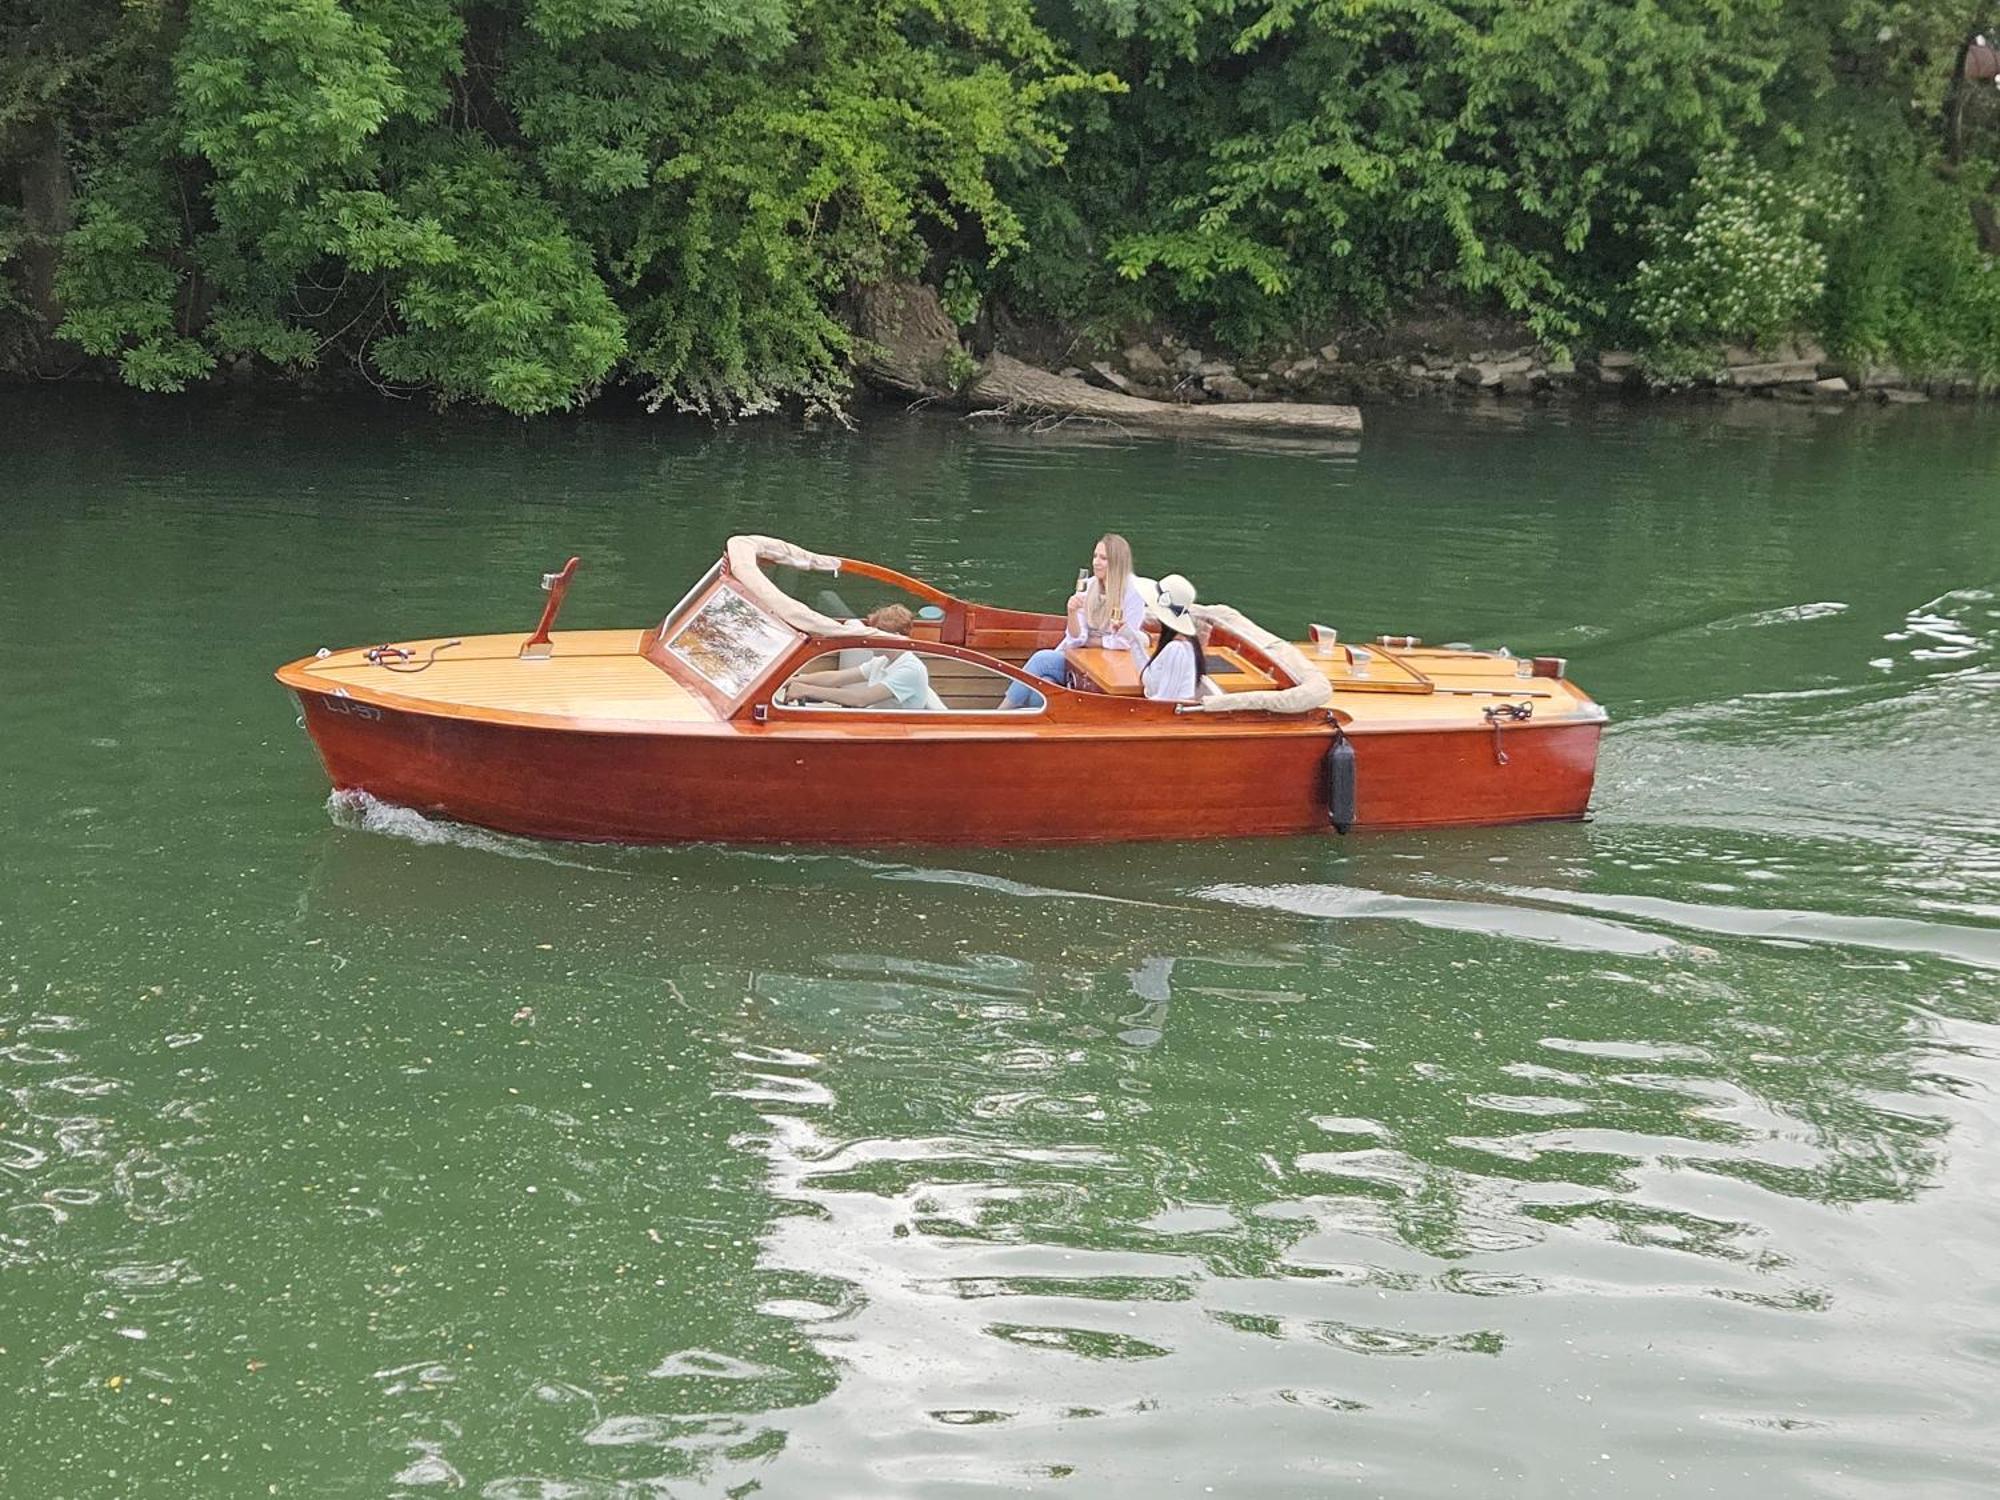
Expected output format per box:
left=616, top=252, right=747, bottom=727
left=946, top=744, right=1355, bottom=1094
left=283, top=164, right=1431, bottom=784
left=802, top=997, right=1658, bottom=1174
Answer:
left=784, top=606, right=947, bottom=711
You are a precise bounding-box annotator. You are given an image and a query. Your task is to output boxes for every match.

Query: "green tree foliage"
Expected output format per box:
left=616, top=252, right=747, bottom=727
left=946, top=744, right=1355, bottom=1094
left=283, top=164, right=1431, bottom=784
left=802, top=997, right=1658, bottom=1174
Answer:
left=502, top=0, right=1105, bottom=412
left=1797, top=13, right=2000, bottom=382
left=1000, top=0, right=1793, bottom=351
left=1, top=2, right=177, bottom=368
left=1000, top=0, right=1998, bottom=372
left=2, top=0, right=1995, bottom=408
left=51, top=0, right=627, bottom=408
left=8, top=0, right=1092, bottom=412
left=1820, top=123, right=2000, bottom=382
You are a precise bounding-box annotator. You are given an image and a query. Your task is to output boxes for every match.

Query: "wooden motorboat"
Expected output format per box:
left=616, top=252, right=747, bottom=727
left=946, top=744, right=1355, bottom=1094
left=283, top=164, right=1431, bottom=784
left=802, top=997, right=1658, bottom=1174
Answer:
left=275, top=536, right=1606, bottom=844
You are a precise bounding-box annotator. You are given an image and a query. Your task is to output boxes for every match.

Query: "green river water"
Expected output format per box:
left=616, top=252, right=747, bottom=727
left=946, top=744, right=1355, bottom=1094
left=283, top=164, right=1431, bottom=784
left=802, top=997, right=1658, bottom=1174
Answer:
left=2, top=389, right=1997, bottom=1498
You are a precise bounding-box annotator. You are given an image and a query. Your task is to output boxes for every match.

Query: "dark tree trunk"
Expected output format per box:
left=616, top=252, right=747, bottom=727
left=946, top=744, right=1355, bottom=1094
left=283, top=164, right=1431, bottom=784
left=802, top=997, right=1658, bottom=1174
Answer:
left=15, top=113, right=76, bottom=370
left=1974, top=193, right=2000, bottom=255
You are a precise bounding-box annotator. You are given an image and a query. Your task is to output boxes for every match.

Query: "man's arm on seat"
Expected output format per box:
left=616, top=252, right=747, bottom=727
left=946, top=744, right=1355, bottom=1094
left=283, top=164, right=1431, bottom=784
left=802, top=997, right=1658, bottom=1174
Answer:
left=788, top=680, right=896, bottom=707
left=790, top=666, right=866, bottom=689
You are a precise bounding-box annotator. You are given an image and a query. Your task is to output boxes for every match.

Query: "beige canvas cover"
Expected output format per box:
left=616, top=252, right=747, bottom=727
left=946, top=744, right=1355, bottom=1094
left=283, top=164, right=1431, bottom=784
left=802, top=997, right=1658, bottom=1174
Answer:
left=1187, top=603, right=1332, bottom=714
left=723, top=535, right=875, bottom=638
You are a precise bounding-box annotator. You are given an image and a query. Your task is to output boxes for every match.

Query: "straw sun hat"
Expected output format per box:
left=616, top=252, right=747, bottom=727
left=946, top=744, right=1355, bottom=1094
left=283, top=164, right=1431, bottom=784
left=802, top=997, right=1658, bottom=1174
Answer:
left=1147, top=573, right=1198, bottom=633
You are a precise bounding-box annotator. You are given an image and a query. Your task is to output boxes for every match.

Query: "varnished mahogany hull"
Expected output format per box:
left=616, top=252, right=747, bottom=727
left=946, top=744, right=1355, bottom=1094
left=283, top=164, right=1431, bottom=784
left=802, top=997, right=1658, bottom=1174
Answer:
left=294, top=693, right=1600, bottom=844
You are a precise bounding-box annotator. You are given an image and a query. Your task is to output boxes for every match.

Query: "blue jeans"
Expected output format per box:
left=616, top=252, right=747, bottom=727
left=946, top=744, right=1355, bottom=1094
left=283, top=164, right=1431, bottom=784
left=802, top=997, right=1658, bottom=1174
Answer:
left=1000, top=648, right=1066, bottom=709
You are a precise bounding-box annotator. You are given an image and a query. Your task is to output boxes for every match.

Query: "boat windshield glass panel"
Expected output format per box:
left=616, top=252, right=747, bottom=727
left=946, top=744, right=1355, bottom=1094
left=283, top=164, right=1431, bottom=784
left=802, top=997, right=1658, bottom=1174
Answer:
left=664, top=582, right=795, bottom=697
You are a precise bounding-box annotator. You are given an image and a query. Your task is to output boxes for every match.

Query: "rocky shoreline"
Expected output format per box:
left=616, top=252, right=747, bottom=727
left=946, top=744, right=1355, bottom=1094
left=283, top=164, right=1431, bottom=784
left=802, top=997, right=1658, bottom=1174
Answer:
left=8, top=315, right=1984, bottom=420
left=1058, top=333, right=1985, bottom=410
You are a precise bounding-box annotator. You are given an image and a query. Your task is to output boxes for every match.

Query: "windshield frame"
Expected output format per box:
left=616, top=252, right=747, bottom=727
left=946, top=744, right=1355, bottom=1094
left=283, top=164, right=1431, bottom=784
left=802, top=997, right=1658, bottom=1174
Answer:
left=649, top=571, right=801, bottom=714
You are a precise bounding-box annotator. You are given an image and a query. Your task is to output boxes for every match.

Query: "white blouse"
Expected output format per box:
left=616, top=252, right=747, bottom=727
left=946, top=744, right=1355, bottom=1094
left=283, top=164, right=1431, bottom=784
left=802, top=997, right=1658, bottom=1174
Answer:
left=1142, top=636, right=1198, bottom=701
left=1064, top=579, right=1153, bottom=671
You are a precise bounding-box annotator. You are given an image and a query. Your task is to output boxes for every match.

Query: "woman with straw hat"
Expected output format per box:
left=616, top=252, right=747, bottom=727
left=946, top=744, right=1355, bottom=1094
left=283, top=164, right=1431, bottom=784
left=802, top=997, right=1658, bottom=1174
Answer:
left=1141, top=573, right=1207, bottom=701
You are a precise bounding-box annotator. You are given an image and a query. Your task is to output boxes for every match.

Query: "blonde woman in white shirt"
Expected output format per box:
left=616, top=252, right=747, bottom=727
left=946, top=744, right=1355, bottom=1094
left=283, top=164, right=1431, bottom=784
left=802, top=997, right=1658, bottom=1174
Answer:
left=1141, top=573, right=1207, bottom=701
left=1002, top=533, right=1151, bottom=709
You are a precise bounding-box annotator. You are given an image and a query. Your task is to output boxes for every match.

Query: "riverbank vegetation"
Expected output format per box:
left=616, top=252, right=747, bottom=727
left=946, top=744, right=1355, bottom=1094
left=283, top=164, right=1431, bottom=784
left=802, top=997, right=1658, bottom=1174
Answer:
left=4, top=1, right=1996, bottom=414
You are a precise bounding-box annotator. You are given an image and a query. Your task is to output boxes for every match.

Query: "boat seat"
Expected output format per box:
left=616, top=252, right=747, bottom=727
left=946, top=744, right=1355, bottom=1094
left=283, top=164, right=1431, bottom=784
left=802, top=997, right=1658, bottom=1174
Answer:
left=916, top=657, right=1014, bottom=710
left=967, top=627, right=1064, bottom=657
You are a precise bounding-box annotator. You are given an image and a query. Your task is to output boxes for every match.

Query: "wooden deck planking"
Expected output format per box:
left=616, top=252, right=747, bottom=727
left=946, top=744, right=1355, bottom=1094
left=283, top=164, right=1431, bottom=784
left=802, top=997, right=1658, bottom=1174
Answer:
left=302, top=630, right=711, bottom=722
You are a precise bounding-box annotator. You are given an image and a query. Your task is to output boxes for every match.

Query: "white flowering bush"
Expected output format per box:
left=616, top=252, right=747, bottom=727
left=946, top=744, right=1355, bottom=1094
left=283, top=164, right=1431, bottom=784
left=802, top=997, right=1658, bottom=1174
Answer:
left=1631, top=158, right=1857, bottom=361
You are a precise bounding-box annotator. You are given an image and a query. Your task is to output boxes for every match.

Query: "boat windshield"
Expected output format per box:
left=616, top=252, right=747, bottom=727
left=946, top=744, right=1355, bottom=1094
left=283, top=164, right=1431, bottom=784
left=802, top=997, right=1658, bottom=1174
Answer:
left=663, top=582, right=795, bottom=697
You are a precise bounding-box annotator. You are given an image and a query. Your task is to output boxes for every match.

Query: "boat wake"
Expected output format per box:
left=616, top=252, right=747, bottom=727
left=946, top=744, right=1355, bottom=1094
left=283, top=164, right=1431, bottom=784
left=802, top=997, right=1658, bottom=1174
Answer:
left=324, top=790, right=630, bottom=874
left=1704, top=600, right=1850, bottom=631
left=1489, top=885, right=2000, bottom=970
left=1883, top=585, right=1997, bottom=663
left=865, top=860, right=1167, bottom=909
left=1195, top=880, right=1679, bottom=957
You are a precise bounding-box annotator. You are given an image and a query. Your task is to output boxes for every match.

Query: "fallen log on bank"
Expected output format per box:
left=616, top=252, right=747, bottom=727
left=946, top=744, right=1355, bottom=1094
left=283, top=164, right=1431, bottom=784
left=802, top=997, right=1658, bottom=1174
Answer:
left=853, top=282, right=1361, bottom=436
left=969, top=353, right=1363, bottom=434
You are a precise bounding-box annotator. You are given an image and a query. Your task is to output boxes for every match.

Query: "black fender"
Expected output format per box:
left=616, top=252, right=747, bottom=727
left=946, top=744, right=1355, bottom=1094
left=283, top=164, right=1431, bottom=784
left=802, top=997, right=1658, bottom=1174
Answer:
left=1325, top=728, right=1356, bottom=834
